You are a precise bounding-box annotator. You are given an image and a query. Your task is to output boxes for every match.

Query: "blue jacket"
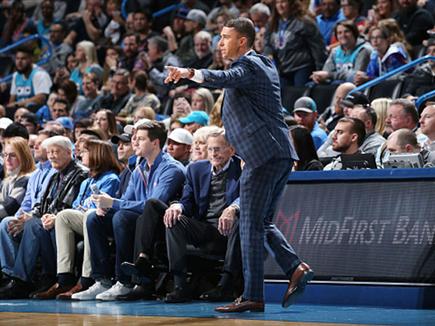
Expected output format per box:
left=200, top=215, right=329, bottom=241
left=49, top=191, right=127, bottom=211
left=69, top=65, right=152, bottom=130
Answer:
left=180, top=158, right=241, bottom=221
left=201, top=51, right=297, bottom=169
left=112, top=151, right=186, bottom=214
left=73, top=171, right=120, bottom=210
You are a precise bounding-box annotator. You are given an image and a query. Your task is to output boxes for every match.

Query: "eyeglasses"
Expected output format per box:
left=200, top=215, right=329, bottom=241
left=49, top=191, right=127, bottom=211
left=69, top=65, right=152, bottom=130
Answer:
left=3, top=152, right=18, bottom=159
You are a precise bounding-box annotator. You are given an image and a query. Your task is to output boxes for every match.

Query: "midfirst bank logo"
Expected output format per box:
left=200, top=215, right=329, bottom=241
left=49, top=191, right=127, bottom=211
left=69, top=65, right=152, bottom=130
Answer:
left=275, top=211, right=435, bottom=246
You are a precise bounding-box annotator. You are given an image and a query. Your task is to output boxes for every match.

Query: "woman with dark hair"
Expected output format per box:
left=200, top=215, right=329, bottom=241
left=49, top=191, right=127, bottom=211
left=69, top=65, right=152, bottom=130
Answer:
left=311, top=20, right=372, bottom=85
left=93, top=109, right=118, bottom=140
left=290, top=126, right=323, bottom=171
left=31, top=139, right=122, bottom=300
left=264, top=0, right=326, bottom=87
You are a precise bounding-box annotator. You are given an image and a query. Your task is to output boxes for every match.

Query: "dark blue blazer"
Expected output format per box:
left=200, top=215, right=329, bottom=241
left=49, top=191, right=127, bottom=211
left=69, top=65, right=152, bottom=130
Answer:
left=201, top=51, right=298, bottom=168
left=180, top=157, right=241, bottom=220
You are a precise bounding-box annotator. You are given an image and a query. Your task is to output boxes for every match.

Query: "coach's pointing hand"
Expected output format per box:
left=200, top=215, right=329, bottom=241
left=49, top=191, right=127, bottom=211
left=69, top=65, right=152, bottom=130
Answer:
left=164, top=66, right=193, bottom=84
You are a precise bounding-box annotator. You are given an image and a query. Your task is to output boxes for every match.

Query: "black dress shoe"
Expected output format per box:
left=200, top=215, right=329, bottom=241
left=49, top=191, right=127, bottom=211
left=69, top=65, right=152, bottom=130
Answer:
left=121, top=255, right=153, bottom=278
left=164, top=286, right=192, bottom=303
left=117, top=284, right=154, bottom=301
left=199, top=285, right=235, bottom=302
left=0, top=279, right=33, bottom=299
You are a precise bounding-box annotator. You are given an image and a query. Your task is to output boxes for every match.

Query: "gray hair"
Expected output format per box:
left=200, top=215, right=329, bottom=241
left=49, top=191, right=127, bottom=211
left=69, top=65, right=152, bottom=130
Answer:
left=193, top=126, right=221, bottom=143
left=194, top=30, right=212, bottom=43
left=249, top=3, right=271, bottom=16
left=206, top=127, right=230, bottom=145
left=42, top=135, right=74, bottom=153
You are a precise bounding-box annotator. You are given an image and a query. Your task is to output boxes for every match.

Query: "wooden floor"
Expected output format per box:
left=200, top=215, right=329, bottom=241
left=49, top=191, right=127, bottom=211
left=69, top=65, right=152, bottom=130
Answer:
left=0, top=312, right=366, bottom=326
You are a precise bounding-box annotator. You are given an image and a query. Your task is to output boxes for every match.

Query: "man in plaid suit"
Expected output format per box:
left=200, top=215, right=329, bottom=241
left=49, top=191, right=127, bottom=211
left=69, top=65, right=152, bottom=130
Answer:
left=165, top=18, right=313, bottom=313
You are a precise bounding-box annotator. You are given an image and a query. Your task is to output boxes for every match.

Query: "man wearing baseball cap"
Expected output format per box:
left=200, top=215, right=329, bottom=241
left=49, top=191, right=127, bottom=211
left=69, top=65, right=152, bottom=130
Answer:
left=179, top=111, right=209, bottom=134
left=293, top=96, right=327, bottom=149
left=167, top=128, right=193, bottom=166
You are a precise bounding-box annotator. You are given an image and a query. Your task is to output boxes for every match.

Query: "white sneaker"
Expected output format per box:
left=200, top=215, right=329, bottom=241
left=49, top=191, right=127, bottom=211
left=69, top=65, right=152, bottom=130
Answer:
left=71, top=281, right=110, bottom=301
left=95, top=281, right=133, bottom=301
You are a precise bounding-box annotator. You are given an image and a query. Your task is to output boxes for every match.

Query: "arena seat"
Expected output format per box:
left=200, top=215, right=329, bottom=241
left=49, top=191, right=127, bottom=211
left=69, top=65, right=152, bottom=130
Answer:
left=281, top=86, right=308, bottom=113
left=366, top=79, right=402, bottom=102
left=305, top=84, right=338, bottom=115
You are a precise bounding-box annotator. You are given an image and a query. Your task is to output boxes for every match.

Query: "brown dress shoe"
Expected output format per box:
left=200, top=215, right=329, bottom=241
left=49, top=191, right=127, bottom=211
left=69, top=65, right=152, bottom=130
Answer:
left=32, top=283, right=75, bottom=300
left=215, top=296, right=265, bottom=313
left=56, top=283, right=84, bottom=300
left=282, top=262, right=314, bottom=308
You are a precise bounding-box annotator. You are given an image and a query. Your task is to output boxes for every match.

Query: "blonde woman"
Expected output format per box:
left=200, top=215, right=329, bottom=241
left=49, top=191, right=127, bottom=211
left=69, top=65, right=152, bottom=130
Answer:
left=192, top=88, right=215, bottom=113
left=70, top=41, right=103, bottom=93
left=371, top=97, right=392, bottom=137
left=0, top=137, right=35, bottom=219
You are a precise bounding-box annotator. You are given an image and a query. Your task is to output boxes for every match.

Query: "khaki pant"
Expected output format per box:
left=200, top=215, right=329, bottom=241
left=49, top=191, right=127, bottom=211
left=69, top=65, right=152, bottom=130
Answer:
left=55, top=209, right=94, bottom=278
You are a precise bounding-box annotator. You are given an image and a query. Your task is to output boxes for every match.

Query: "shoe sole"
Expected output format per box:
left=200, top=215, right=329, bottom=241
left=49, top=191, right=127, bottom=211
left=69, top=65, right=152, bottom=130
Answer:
left=281, top=269, right=314, bottom=308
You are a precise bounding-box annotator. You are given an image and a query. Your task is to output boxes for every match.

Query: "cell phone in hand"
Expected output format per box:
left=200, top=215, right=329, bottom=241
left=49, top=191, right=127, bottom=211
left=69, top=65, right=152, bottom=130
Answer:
left=90, top=184, right=101, bottom=195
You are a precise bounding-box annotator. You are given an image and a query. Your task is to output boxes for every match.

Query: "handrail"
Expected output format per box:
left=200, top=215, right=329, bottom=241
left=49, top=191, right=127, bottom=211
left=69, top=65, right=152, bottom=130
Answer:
left=0, top=34, right=53, bottom=84
left=121, top=0, right=182, bottom=19
left=350, top=55, right=435, bottom=94
left=416, top=89, right=435, bottom=108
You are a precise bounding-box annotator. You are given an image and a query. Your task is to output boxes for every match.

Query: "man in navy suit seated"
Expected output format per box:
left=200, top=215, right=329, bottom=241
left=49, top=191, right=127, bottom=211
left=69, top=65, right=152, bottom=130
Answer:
left=120, top=128, right=242, bottom=302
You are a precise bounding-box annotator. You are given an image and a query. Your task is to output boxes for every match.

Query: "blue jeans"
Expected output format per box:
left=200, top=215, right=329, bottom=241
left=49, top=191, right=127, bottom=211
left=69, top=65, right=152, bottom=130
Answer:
left=86, top=209, right=139, bottom=284
left=10, top=217, right=56, bottom=282
left=0, top=216, right=20, bottom=275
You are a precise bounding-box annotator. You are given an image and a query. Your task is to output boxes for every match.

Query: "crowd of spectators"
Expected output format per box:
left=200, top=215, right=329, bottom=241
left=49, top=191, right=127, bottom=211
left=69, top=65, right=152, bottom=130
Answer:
left=0, top=0, right=433, bottom=303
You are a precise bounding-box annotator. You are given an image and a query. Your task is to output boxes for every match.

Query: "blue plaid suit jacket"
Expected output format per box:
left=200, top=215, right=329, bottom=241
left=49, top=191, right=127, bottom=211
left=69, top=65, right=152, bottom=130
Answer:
left=201, top=51, right=297, bottom=168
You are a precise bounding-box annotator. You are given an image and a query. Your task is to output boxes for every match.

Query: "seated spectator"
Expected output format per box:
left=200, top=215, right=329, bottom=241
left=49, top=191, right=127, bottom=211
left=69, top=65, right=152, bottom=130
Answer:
left=72, top=73, right=103, bottom=121
left=57, top=80, right=86, bottom=119
left=14, top=108, right=31, bottom=123
left=0, top=137, right=35, bottom=220
left=64, top=0, right=108, bottom=46
left=34, top=0, right=56, bottom=38
left=0, top=136, right=88, bottom=299
left=180, top=111, right=209, bottom=134
left=0, top=132, right=55, bottom=283
left=176, top=9, right=208, bottom=66
left=99, top=69, right=131, bottom=115
left=191, top=88, right=215, bottom=114
left=20, top=112, right=39, bottom=135
left=316, top=0, right=345, bottom=46
left=419, top=104, right=435, bottom=151
left=371, top=97, right=392, bottom=138
left=120, top=128, right=242, bottom=302
left=72, top=121, right=186, bottom=301
left=311, top=21, right=372, bottom=85
left=386, top=128, right=421, bottom=154
left=166, top=128, right=193, bottom=166
left=293, top=96, right=328, bottom=149
left=93, top=109, right=118, bottom=140
left=354, top=25, right=408, bottom=84
left=385, top=99, right=421, bottom=136
left=31, top=139, right=122, bottom=300
left=117, top=71, right=161, bottom=125
left=137, top=36, right=181, bottom=104
left=131, top=9, right=156, bottom=52
left=403, top=37, right=435, bottom=96
left=289, top=125, right=323, bottom=170
left=340, top=0, right=367, bottom=35
left=324, top=117, right=367, bottom=170
left=7, top=47, right=52, bottom=113
left=394, top=0, right=434, bottom=57
left=185, top=31, right=213, bottom=69
left=73, top=119, right=93, bottom=142
left=1, top=0, right=35, bottom=46
left=70, top=41, right=103, bottom=94
left=116, top=33, right=140, bottom=72
left=350, top=105, right=386, bottom=154
left=249, top=2, right=271, bottom=29
left=318, top=82, right=355, bottom=133
left=111, top=133, right=135, bottom=198
left=132, top=106, right=156, bottom=124
left=264, top=0, right=326, bottom=87
left=33, top=0, right=67, bottom=22
left=103, top=0, right=124, bottom=46
left=191, top=126, right=222, bottom=161
left=50, top=99, right=70, bottom=121
left=366, top=0, right=396, bottom=31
